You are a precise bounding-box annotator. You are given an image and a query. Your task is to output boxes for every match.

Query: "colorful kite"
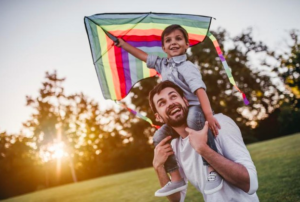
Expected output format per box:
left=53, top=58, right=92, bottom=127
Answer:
left=84, top=12, right=249, bottom=126
left=84, top=12, right=249, bottom=105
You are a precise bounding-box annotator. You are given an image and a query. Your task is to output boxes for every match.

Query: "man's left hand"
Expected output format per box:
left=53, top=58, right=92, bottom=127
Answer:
left=185, top=121, right=209, bottom=154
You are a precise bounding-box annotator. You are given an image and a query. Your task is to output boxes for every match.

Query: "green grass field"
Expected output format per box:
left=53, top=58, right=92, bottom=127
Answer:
left=2, top=133, right=300, bottom=202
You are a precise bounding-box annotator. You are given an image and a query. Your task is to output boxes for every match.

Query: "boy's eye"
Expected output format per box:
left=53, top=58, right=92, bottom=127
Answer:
left=176, top=36, right=183, bottom=41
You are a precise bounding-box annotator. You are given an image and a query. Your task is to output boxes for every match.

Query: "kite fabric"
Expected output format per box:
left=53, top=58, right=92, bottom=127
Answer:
left=84, top=12, right=249, bottom=105
left=118, top=102, right=160, bottom=129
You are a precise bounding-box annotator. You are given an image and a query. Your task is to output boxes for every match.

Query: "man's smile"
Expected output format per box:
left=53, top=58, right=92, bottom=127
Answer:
left=166, top=103, right=183, bottom=117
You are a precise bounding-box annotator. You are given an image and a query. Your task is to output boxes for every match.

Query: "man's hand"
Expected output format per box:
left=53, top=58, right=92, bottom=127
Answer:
left=185, top=121, right=209, bottom=154
left=206, top=114, right=221, bottom=136
left=153, top=136, right=174, bottom=170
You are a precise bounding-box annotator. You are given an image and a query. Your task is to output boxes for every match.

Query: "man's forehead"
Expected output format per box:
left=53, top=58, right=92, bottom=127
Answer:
left=153, top=87, right=179, bottom=102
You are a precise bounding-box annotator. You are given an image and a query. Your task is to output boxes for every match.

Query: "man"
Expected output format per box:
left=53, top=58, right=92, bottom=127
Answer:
left=149, top=80, right=259, bottom=202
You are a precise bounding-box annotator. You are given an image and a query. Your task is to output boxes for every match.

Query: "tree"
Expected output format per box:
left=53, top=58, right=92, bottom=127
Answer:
left=254, top=30, right=300, bottom=139
left=0, top=132, right=38, bottom=199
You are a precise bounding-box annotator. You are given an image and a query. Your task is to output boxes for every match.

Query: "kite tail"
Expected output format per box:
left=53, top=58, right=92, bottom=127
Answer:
left=207, top=32, right=249, bottom=105
left=117, top=102, right=160, bottom=129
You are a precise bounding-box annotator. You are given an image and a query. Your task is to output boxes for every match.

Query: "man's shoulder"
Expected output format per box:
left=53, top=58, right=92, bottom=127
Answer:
left=214, top=113, right=236, bottom=127
left=214, top=113, right=244, bottom=143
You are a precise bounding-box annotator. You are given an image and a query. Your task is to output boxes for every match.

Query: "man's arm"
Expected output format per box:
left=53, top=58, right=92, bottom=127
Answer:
left=186, top=122, right=252, bottom=193
left=200, top=143, right=250, bottom=192
left=153, top=136, right=182, bottom=202
left=116, top=38, right=148, bottom=62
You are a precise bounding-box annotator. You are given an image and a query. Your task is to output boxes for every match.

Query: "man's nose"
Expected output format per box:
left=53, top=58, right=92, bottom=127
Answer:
left=166, top=100, right=176, bottom=108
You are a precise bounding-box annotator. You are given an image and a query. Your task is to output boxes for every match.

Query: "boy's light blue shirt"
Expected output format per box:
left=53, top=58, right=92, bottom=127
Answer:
left=146, top=54, right=206, bottom=106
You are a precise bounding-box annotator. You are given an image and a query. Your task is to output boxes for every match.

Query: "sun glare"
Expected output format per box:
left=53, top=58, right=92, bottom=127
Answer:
left=39, top=141, right=68, bottom=163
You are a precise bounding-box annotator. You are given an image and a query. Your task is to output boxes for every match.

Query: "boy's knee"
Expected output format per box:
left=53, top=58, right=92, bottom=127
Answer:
left=187, top=107, right=205, bottom=130
left=153, top=124, right=172, bottom=146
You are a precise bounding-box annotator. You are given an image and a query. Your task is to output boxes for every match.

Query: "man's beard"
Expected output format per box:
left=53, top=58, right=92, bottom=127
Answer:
left=163, top=102, right=189, bottom=127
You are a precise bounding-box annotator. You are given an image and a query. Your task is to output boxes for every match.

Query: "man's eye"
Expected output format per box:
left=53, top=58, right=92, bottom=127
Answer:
left=158, top=102, right=165, bottom=107
left=171, top=95, right=177, bottom=99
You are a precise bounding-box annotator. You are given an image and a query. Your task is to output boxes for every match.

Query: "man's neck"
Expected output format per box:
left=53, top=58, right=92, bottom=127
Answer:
left=171, top=124, right=189, bottom=139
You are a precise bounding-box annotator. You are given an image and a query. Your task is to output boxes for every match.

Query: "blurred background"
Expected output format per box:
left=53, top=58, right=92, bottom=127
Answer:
left=1, top=0, right=300, bottom=201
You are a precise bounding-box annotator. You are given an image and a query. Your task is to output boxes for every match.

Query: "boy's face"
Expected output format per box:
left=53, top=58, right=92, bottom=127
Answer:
left=162, top=29, right=189, bottom=58
left=153, top=87, right=189, bottom=127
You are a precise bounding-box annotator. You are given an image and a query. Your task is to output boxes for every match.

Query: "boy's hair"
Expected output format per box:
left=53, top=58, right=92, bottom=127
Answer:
left=161, top=24, right=189, bottom=46
left=148, top=81, right=184, bottom=114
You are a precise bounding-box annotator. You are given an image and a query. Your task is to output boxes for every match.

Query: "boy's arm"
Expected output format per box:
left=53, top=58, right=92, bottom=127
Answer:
left=116, top=38, right=148, bottom=62
left=196, top=88, right=221, bottom=135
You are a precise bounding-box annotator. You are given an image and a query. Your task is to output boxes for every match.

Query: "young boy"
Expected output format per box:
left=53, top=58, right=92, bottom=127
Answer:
left=116, top=24, right=223, bottom=196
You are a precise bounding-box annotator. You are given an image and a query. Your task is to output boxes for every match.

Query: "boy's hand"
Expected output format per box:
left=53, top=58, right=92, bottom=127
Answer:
left=206, top=114, right=221, bottom=136
left=113, top=38, right=148, bottom=62
left=114, top=38, right=124, bottom=47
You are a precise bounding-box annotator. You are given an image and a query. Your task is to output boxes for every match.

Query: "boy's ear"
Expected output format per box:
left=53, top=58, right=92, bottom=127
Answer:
left=185, top=42, right=190, bottom=50
left=155, top=113, right=164, bottom=123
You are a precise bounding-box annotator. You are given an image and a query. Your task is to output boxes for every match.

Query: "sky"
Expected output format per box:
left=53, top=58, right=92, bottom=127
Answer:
left=0, top=0, right=300, bottom=134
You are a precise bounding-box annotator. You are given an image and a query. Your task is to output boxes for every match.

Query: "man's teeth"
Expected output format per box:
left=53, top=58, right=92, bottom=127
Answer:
left=170, top=108, right=180, bottom=115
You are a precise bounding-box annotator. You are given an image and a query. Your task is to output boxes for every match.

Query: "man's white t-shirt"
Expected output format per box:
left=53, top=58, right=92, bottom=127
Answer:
left=171, top=113, right=259, bottom=202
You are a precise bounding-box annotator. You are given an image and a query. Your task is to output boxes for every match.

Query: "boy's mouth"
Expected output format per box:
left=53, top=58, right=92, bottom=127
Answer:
left=170, top=47, right=179, bottom=50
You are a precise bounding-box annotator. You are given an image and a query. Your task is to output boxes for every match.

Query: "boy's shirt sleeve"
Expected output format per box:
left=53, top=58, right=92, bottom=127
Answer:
left=177, top=61, right=206, bottom=94
left=146, top=55, right=164, bottom=74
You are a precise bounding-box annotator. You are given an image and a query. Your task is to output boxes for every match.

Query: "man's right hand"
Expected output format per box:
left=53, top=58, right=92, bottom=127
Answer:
left=153, top=136, right=174, bottom=170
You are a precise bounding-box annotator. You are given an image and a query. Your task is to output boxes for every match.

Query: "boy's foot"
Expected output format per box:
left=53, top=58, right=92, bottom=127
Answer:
left=154, top=180, right=187, bottom=197
left=204, top=171, right=223, bottom=195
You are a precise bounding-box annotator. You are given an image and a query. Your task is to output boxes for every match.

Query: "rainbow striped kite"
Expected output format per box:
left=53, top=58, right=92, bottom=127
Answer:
left=84, top=12, right=249, bottom=105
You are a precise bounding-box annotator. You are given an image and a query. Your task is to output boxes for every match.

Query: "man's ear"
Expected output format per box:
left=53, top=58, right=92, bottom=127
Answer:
left=183, top=97, right=189, bottom=107
left=155, top=113, right=164, bottom=123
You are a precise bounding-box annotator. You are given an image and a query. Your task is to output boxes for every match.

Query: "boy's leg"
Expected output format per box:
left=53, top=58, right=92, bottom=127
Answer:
left=153, top=124, right=187, bottom=197
left=186, top=105, right=223, bottom=194
left=153, top=124, right=179, bottom=173
left=186, top=105, right=218, bottom=164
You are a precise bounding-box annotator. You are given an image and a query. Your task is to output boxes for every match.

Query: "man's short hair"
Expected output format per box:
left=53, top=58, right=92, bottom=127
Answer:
left=161, top=24, right=189, bottom=46
left=148, top=80, right=184, bottom=113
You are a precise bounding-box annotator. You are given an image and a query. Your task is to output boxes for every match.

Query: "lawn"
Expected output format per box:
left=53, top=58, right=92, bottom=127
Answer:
left=2, top=133, right=300, bottom=202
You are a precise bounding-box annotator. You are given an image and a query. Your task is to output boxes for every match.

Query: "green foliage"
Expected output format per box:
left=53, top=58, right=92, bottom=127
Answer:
left=2, top=134, right=300, bottom=202
left=190, top=28, right=281, bottom=137
left=255, top=30, right=300, bottom=140
left=276, top=30, right=300, bottom=98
